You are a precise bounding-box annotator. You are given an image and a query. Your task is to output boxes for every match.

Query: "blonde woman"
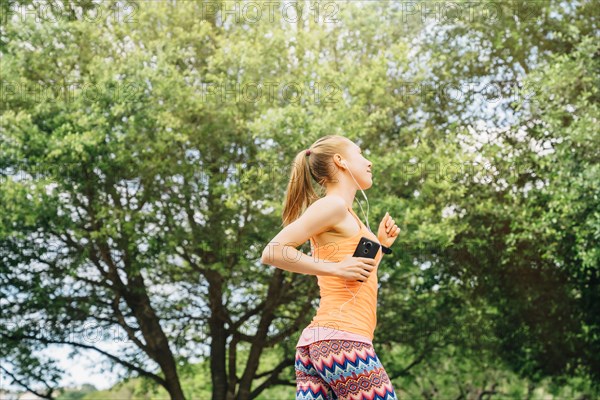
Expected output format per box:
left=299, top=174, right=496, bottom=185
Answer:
left=261, top=135, right=400, bottom=399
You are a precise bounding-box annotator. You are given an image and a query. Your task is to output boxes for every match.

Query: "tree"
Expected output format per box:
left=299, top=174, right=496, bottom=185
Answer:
left=1, top=1, right=598, bottom=398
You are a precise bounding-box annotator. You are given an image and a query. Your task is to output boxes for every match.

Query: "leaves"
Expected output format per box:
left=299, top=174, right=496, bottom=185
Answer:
left=1, top=0, right=598, bottom=398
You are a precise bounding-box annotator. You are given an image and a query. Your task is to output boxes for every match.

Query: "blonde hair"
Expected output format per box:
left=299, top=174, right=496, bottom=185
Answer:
left=281, top=135, right=353, bottom=227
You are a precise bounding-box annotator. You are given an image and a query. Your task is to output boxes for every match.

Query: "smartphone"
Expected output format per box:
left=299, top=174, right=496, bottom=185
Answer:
left=352, top=237, right=380, bottom=282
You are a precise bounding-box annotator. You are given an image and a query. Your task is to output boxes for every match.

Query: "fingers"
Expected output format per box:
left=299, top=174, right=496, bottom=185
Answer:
left=347, top=257, right=376, bottom=282
left=357, top=268, right=370, bottom=282
left=359, top=257, right=376, bottom=266
left=387, top=221, right=395, bottom=232
left=385, top=215, right=396, bottom=232
left=384, top=214, right=392, bottom=227
left=387, top=222, right=399, bottom=235
left=351, top=259, right=374, bottom=281
left=360, top=264, right=374, bottom=280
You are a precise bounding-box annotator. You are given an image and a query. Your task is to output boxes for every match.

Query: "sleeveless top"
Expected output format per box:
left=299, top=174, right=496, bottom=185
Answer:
left=296, top=206, right=384, bottom=348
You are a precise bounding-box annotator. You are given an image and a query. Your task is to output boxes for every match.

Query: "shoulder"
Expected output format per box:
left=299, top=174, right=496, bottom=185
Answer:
left=308, top=195, right=346, bottom=215
left=302, top=195, right=347, bottom=229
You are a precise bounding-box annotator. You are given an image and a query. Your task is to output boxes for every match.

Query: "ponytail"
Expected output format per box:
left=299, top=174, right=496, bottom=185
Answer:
left=281, top=149, right=321, bottom=227
left=281, top=135, right=352, bottom=227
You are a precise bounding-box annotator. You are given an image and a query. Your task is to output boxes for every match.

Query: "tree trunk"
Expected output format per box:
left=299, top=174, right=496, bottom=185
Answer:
left=210, top=316, right=229, bottom=400
left=207, top=270, right=229, bottom=400
left=123, top=275, right=186, bottom=400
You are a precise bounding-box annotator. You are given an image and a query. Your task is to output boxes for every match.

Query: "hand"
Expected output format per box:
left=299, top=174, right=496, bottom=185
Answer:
left=377, top=211, right=400, bottom=249
left=333, top=255, right=377, bottom=282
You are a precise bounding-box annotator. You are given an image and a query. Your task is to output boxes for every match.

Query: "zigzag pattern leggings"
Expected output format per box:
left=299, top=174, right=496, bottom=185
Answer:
left=295, top=339, right=399, bottom=400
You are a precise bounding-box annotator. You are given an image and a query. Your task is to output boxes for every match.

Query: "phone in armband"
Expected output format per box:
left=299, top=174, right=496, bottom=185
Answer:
left=352, top=237, right=380, bottom=282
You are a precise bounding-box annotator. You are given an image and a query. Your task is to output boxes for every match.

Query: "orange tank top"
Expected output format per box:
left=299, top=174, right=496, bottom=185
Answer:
left=296, top=206, right=383, bottom=347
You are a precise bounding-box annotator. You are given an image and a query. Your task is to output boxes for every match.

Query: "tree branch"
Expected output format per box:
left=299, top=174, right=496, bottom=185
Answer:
left=111, top=292, right=149, bottom=352
left=248, top=357, right=295, bottom=399
left=264, top=296, right=315, bottom=347
left=0, top=366, right=54, bottom=399
left=8, top=334, right=166, bottom=387
left=229, top=301, right=266, bottom=333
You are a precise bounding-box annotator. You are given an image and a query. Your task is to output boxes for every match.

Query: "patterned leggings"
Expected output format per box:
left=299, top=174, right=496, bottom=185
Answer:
left=295, top=340, right=399, bottom=400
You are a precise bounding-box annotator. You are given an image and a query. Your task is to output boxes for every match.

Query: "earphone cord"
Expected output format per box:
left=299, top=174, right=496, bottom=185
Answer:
left=337, top=164, right=371, bottom=317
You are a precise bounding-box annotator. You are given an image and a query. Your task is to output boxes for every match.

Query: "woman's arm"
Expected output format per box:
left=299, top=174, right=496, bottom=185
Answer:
left=261, top=195, right=347, bottom=277
left=261, top=244, right=337, bottom=276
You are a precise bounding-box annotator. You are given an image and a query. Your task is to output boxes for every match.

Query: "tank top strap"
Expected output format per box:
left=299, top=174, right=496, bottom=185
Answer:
left=309, top=207, right=364, bottom=248
left=347, top=206, right=365, bottom=232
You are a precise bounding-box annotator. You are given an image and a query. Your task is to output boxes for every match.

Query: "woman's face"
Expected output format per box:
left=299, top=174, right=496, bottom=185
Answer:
left=344, top=141, right=373, bottom=189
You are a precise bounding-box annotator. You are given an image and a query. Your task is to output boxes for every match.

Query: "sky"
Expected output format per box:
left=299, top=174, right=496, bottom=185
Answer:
left=2, top=346, right=121, bottom=393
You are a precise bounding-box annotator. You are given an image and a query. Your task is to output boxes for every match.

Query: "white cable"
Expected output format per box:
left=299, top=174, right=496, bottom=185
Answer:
left=336, top=164, right=371, bottom=318
left=355, top=180, right=371, bottom=233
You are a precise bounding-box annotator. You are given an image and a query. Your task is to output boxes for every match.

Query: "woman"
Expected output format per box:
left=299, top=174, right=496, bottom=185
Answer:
left=261, top=135, right=401, bottom=399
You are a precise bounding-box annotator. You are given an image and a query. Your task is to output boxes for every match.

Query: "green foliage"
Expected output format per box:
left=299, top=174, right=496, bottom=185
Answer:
left=56, top=384, right=98, bottom=400
left=1, top=0, right=598, bottom=398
